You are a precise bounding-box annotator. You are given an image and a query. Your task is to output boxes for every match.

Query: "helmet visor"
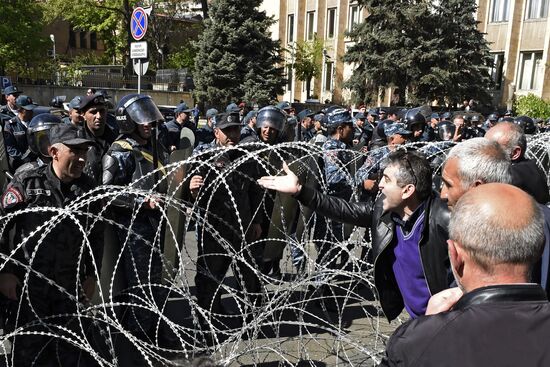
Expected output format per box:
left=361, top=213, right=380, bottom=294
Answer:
left=125, top=97, right=164, bottom=125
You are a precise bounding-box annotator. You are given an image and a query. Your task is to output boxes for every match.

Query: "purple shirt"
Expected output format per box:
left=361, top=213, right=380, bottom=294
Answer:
left=391, top=207, right=431, bottom=318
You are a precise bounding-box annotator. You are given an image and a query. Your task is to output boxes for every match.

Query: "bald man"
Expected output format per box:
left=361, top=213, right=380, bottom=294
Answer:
left=381, top=183, right=550, bottom=367
left=485, top=122, right=549, bottom=204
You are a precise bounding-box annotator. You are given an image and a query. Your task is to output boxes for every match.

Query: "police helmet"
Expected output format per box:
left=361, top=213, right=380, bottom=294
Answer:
left=49, top=95, right=66, bottom=108
left=501, top=116, right=515, bottom=123
left=115, top=94, right=164, bottom=134
left=487, top=113, right=499, bottom=122
left=27, top=113, right=63, bottom=158
left=470, top=115, right=482, bottom=123
left=514, top=115, right=537, bottom=134
left=256, top=106, right=286, bottom=132
left=437, top=120, right=456, bottom=141
left=403, top=107, right=427, bottom=130
left=376, top=119, right=394, bottom=140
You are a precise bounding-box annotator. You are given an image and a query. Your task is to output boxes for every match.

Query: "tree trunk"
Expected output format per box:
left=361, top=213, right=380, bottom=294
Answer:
left=201, top=0, right=209, bottom=19
left=306, top=77, right=312, bottom=99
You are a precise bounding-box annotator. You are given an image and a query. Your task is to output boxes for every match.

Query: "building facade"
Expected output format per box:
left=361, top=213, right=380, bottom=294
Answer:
left=478, top=0, right=550, bottom=107
left=274, top=0, right=368, bottom=105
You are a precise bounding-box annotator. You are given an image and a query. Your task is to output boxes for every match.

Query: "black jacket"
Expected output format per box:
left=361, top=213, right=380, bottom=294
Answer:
left=0, top=164, right=103, bottom=293
left=511, top=158, right=550, bottom=204
left=380, top=284, right=550, bottom=367
left=295, top=186, right=451, bottom=320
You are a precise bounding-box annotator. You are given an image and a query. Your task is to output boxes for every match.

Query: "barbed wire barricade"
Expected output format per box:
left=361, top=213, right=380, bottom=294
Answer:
left=0, top=135, right=548, bottom=366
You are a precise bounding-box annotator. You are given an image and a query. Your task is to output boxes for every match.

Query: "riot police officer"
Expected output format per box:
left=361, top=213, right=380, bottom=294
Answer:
left=0, top=124, right=104, bottom=366
left=13, top=113, right=64, bottom=174
left=102, top=94, right=168, bottom=347
left=62, top=95, right=84, bottom=126
left=80, top=93, right=117, bottom=183
left=188, top=112, right=263, bottom=331
left=194, top=108, right=217, bottom=147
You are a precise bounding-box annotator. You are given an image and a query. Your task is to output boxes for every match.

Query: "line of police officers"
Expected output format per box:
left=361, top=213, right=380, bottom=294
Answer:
left=0, top=85, right=548, bottom=364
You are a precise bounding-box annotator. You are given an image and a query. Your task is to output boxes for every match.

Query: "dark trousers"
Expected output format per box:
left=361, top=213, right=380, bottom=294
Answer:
left=8, top=286, right=106, bottom=367
left=195, top=229, right=261, bottom=321
left=115, top=215, right=165, bottom=339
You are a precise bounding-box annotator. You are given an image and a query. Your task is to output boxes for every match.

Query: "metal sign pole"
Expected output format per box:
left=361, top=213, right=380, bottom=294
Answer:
left=138, top=59, right=141, bottom=94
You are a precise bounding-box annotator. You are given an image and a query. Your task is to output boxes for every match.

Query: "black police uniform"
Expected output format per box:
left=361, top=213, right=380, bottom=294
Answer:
left=0, top=104, right=16, bottom=118
left=3, top=115, right=34, bottom=171
left=0, top=164, right=104, bottom=366
left=188, top=132, right=264, bottom=323
left=102, top=135, right=167, bottom=339
left=83, top=123, right=117, bottom=184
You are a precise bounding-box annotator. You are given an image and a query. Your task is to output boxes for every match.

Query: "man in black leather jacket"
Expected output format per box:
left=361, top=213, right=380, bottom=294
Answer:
left=258, top=149, right=451, bottom=321
left=380, top=184, right=550, bottom=367
left=485, top=121, right=549, bottom=204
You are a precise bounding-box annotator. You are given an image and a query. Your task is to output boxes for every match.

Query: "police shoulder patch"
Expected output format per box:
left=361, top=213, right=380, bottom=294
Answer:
left=1, top=187, right=24, bottom=209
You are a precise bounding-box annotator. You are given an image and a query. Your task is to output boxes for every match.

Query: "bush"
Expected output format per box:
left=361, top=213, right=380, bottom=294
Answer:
left=514, top=93, right=550, bottom=118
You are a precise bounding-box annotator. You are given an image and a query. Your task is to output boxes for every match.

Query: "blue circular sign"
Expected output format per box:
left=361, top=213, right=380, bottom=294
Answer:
left=131, top=7, right=148, bottom=41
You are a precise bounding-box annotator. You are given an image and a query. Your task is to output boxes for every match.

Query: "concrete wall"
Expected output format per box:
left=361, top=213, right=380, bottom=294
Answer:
left=19, top=85, right=194, bottom=108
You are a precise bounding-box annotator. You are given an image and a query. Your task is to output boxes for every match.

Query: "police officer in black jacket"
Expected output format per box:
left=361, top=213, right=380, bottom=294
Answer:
left=102, top=94, right=169, bottom=350
left=258, top=150, right=451, bottom=321
left=0, top=124, right=104, bottom=366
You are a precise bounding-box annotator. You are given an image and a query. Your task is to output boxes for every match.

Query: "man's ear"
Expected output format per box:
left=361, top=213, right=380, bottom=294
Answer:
left=401, top=183, right=416, bottom=200
left=511, top=146, right=522, bottom=161
left=48, top=145, right=58, bottom=160
left=448, top=239, right=465, bottom=277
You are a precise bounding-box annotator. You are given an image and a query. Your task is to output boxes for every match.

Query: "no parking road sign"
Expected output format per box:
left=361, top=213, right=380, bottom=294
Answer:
left=131, top=7, right=148, bottom=41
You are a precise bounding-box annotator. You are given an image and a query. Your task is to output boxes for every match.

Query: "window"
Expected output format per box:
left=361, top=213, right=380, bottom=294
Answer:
left=527, top=0, right=549, bottom=19
left=90, top=32, right=97, bottom=50
left=79, top=32, right=87, bottom=49
left=491, top=0, right=509, bottom=22
left=519, top=52, right=544, bottom=90
left=307, top=11, right=315, bottom=40
left=327, top=8, right=337, bottom=39
left=69, top=27, right=76, bottom=48
left=324, top=62, right=333, bottom=91
left=287, top=14, right=295, bottom=43
left=348, top=4, right=360, bottom=31
left=286, top=65, right=293, bottom=91
left=490, top=53, right=505, bottom=90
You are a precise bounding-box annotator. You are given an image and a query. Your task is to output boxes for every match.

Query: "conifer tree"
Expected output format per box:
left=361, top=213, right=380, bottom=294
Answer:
left=193, top=0, right=285, bottom=107
left=344, top=0, right=492, bottom=106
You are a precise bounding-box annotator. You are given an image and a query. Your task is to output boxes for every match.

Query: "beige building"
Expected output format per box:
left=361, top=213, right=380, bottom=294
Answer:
left=478, top=0, right=550, bottom=107
left=272, top=0, right=368, bottom=105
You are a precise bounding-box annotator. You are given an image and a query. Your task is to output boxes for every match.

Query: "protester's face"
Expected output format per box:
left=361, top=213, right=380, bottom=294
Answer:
left=260, top=126, right=278, bottom=144
left=215, top=125, right=240, bottom=146
left=440, top=158, right=467, bottom=210
left=379, top=164, right=407, bottom=212
left=83, top=105, right=106, bottom=135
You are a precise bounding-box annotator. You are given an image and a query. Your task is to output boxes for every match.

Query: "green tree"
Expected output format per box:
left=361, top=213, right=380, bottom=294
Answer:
left=292, top=35, right=324, bottom=100
left=515, top=94, right=550, bottom=119
left=43, top=0, right=132, bottom=65
left=344, top=0, right=492, bottom=106
left=0, top=0, right=49, bottom=75
left=193, top=0, right=285, bottom=107
left=432, top=0, right=493, bottom=106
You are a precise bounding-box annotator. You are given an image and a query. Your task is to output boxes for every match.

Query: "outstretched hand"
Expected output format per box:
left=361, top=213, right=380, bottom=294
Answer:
left=257, top=162, right=302, bottom=195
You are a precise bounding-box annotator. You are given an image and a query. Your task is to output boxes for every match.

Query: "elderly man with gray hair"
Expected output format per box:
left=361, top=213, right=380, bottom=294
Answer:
left=439, top=137, right=550, bottom=293
left=380, top=183, right=550, bottom=366
left=485, top=121, right=550, bottom=204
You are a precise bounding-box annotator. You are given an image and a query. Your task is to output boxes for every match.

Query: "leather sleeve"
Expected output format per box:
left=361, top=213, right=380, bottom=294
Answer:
left=294, top=185, right=373, bottom=227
